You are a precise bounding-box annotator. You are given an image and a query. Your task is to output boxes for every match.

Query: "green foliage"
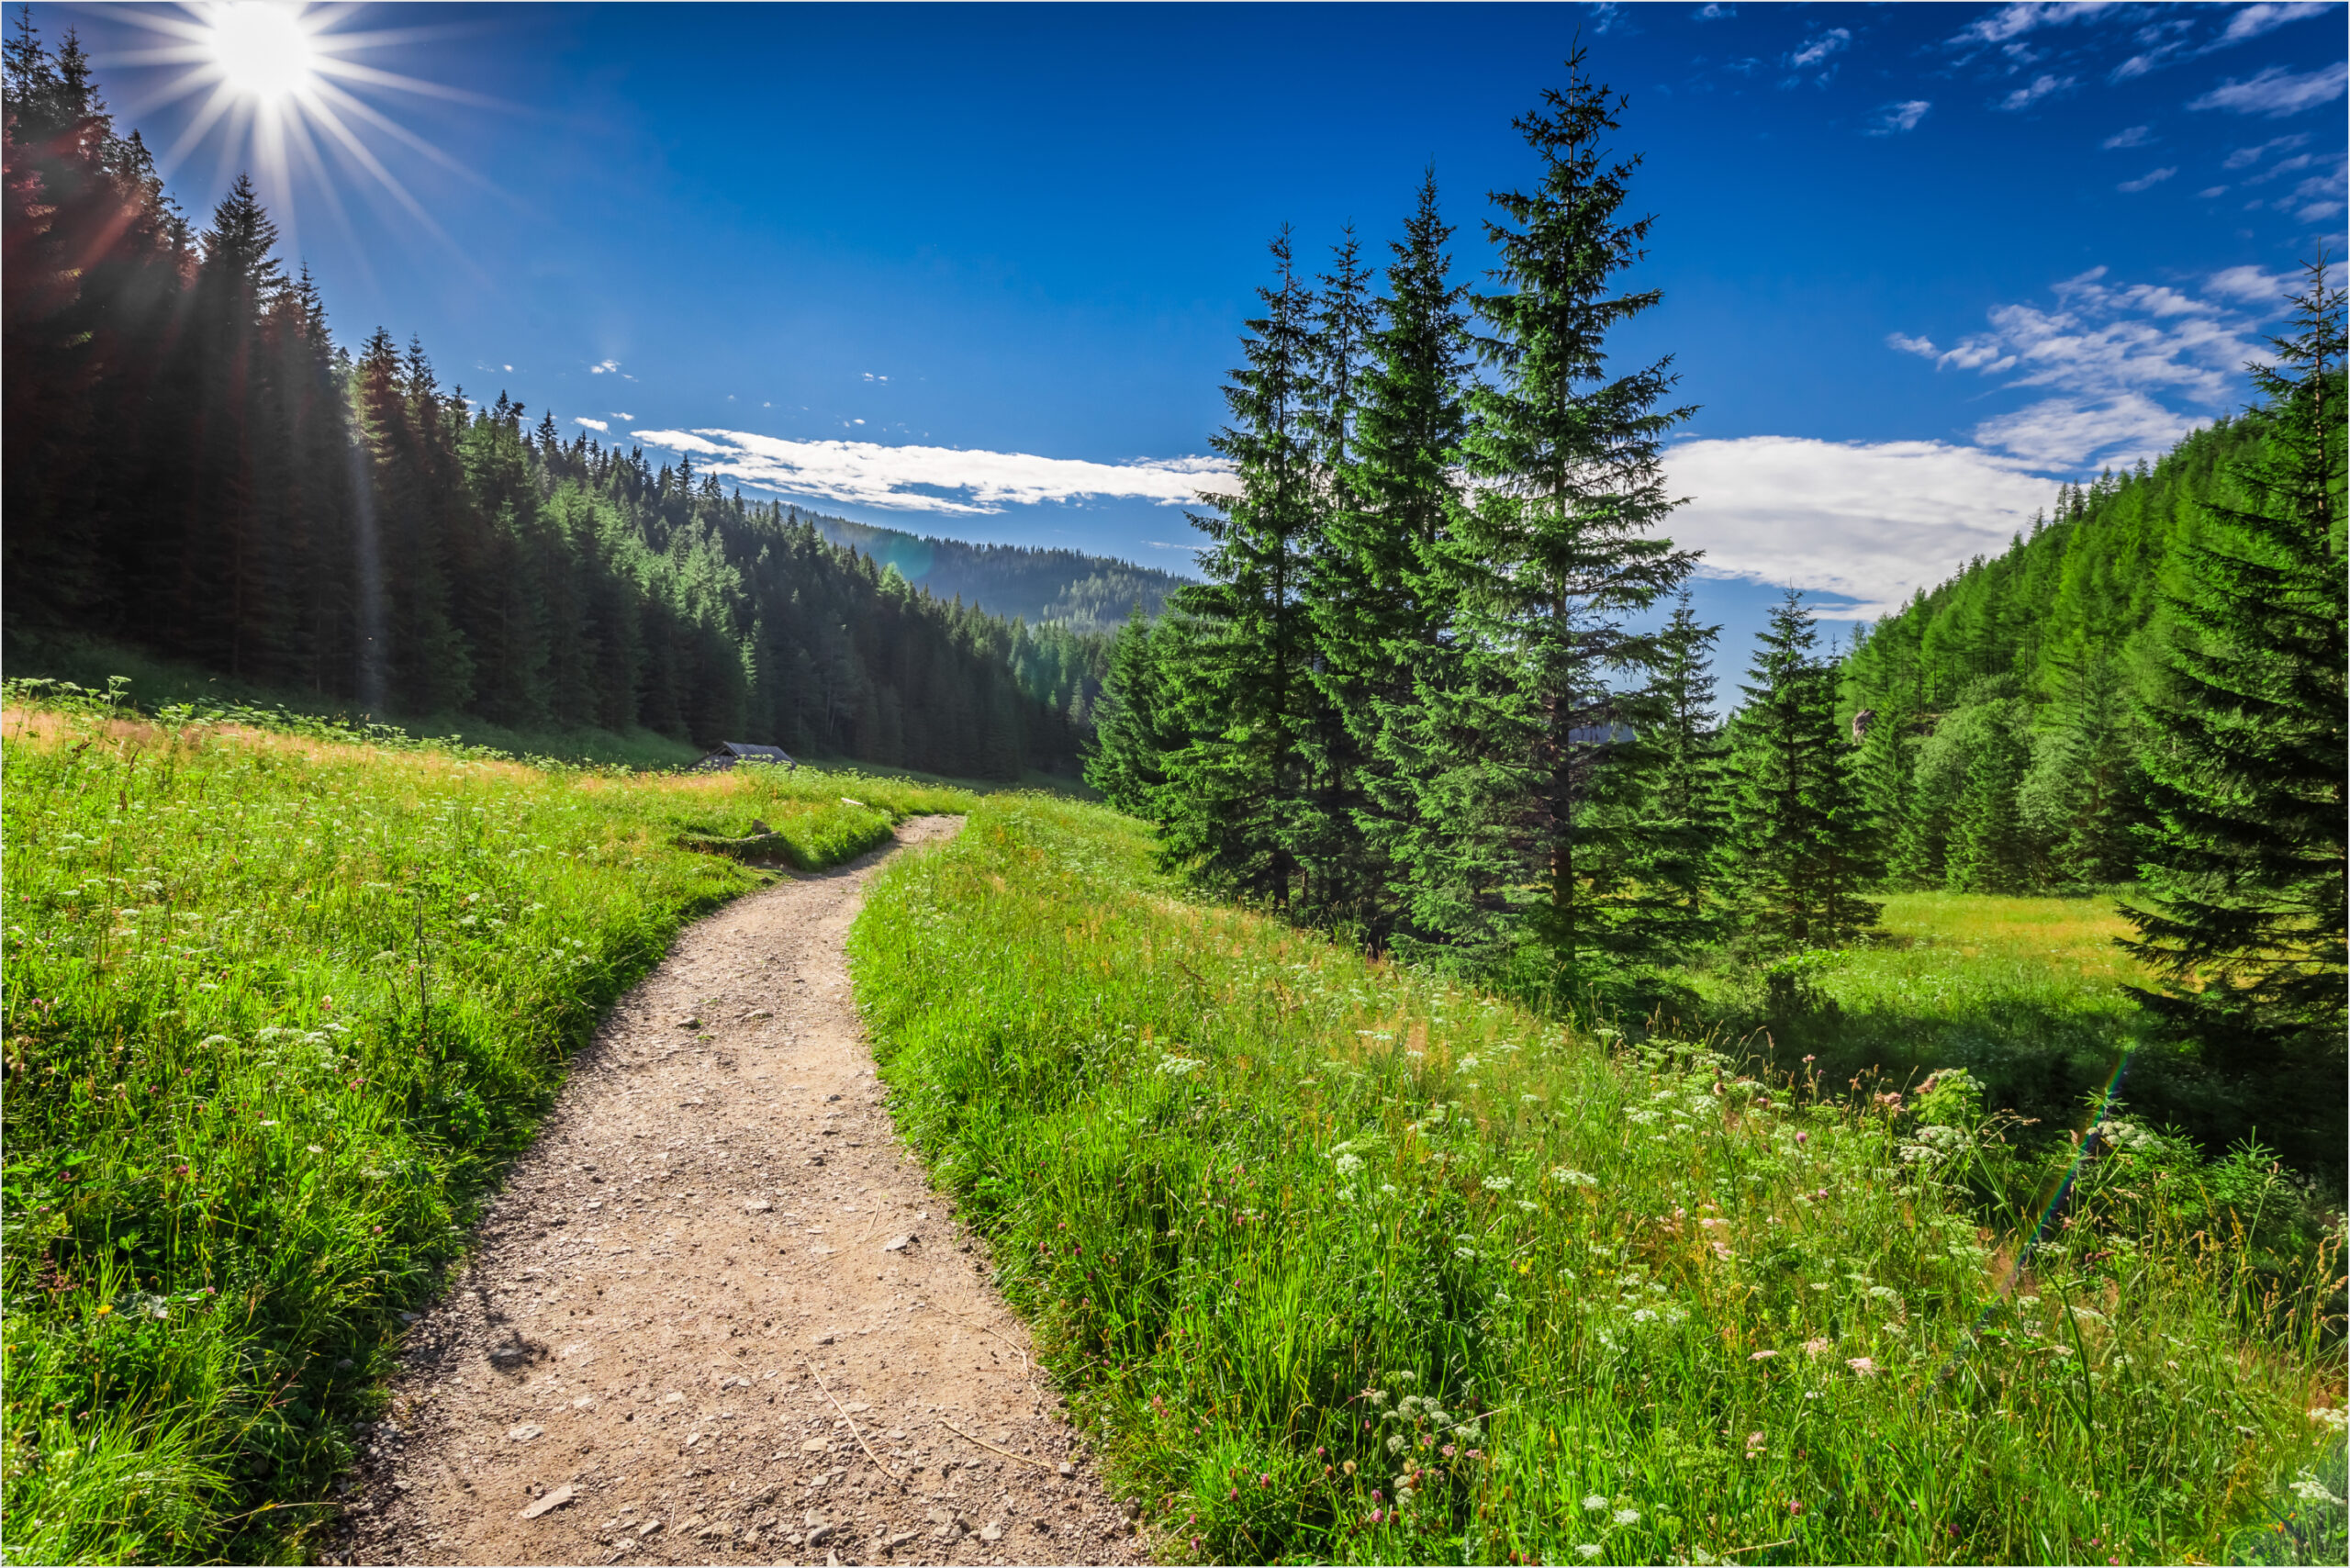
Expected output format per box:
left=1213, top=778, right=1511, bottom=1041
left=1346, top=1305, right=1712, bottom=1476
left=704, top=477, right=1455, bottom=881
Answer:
left=1154, top=230, right=1324, bottom=910
left=1723, top=594, right=1880, bottom=951
left=0, top=684, right=972, bottom=1562
left=0, top=35, right=1080, bottom=781
left=850, top=794, right=2344, bottom=1567
left=808, top=512, right=1192, bottom=633
left=2121, top=263, right=2347, bottom=1076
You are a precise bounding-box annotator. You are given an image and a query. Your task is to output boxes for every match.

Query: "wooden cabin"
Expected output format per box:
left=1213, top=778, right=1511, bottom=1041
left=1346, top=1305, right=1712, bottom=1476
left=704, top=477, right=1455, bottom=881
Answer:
left=692, top=741, right=797, bottom=771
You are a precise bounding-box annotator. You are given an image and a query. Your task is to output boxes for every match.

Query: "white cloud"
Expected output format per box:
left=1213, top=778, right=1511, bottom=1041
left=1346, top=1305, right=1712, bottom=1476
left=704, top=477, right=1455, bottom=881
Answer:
left=2189, top=61, right=2349, bottom=117
left=2101, top=124, right=2154, bottom=148
left=574, top=417, right=610, bottom=432
left=1971, top=392, right=2205, bottom=466
left=626, top=429, right=1231, bottom=515
left=2117, top=165, right=2178, bottom=192
left=610, top=411, right=636, bottom=420
left=590, top=359, right=621, bottom=375
left=1868, top=100, right=1932, bottom=135
left=2199, top=265, right=2293, bottom=305
left=2218, top=2, right=2334, bottom=44
left=2223, top=130, right=2311, bottom=167
left=2199, top=185, right=2231, bottom=197
left=1892, top=268, right=2273, bottom=469
left=1998, top=73, right=2076, bottom=110
left=1952, top=2, right=2117, bottom=48
left=1694, top=3, right=1735, bottom=17
left=1662, top=437, right=2060, bottom=614
left=1789, top=28, right=1851, bottom=68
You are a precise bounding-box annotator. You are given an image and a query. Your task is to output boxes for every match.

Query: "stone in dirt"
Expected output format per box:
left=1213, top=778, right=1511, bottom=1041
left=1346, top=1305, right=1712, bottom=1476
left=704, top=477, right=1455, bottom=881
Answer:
left=507, top=1424, right=544, bottom=1443
left=883, top=1234, right=915, bottom=1252
left=518, top=1484, right=576, bottom=1520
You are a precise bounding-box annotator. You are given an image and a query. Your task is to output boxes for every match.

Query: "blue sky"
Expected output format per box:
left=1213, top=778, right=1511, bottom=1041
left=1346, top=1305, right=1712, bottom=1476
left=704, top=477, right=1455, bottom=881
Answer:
left=50, top=0, right=2349, bottom=660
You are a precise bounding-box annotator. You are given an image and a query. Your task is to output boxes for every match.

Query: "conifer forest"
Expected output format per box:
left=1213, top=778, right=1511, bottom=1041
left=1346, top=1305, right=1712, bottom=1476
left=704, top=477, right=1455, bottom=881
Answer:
left=2, top=16, right=2344, bottom=1568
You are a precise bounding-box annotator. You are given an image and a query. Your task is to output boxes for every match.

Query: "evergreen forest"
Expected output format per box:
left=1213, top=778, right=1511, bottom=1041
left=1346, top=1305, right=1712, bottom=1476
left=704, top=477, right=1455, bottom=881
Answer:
left=1086, top=56, right=2344, bottom=1163
left=811, top=513, right=1193, bottom=633
left=0, top=32, right=1106, bottom=779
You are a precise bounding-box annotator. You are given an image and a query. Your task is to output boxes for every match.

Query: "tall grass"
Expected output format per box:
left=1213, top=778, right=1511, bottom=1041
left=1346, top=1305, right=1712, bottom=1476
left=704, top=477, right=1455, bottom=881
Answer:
left=850, top=795, right=2347, bottom=1565
left=0, top=685, right=973, bottom=1563
left=1677, top=892, right=2340, bottom=1176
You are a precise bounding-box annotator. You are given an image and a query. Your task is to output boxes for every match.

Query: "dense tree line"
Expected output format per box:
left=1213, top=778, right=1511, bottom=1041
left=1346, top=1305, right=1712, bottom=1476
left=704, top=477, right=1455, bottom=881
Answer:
left=811, top=514, right=1191, bottom=633
left=1840, top=421, right=2263, bottom=892
left=1, top=27, right=1093, bottom=778
left=1088, top=60, right=1883, bottom=1009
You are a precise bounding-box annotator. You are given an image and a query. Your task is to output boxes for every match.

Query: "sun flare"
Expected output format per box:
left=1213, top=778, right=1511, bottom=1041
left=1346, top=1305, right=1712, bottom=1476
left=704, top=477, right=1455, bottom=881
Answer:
left=208, top=3, right=316, bottom=105
left=103, top=1, right=492, bottom=268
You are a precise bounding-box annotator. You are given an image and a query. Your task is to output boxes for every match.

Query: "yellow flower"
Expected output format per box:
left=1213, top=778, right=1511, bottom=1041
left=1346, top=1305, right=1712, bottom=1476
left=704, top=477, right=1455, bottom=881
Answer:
left=95, top=1305, right=111, bottom=1316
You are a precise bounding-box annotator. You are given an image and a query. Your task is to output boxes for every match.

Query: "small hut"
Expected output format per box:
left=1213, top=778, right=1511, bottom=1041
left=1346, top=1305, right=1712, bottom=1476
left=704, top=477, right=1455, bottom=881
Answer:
left=693, top=741, right=797, bottom=772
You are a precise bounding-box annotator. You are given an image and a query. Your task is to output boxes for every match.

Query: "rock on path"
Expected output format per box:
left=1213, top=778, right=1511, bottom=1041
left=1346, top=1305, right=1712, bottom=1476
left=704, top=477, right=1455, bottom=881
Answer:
left=335, top=817, right=1148, bottom=1566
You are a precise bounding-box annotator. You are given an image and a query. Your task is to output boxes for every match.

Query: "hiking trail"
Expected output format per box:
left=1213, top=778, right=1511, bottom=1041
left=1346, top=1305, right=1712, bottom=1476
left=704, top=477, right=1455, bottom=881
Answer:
left=336, top=816, right=1147, bottom=1567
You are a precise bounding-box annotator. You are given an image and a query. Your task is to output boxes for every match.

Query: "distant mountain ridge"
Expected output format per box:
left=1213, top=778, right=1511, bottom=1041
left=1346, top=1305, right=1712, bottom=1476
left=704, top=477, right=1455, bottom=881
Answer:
left=802, top=510, right=1193, bottom=632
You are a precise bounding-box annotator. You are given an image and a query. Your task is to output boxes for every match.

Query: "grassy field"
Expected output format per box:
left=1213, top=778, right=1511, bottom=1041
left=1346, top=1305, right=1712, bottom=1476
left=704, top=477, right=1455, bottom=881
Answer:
left=1673, top=891, right=2336, bottom=1174
left=0, top=684, right=973, bottom=1563
left=850, top=795, right=2347, bottom=1566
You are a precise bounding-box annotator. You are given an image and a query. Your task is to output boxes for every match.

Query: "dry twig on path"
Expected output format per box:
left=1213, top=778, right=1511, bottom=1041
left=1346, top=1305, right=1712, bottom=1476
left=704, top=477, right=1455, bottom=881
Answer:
left=804, top=1361, right=904, bottom=1491
left=936, top=1418, right=1058, bottom=1471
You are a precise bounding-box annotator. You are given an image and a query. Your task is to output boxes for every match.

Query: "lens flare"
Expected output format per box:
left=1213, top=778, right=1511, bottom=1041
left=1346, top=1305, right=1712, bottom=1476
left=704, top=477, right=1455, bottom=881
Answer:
left=98, top=3, right=503, bottom=281
left=209, top=3, right=314, bottom=104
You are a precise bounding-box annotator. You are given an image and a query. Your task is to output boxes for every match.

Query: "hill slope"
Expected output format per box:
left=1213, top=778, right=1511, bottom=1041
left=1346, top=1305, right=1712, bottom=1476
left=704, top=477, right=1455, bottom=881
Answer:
left=809, top=512, right=1193, bottom=631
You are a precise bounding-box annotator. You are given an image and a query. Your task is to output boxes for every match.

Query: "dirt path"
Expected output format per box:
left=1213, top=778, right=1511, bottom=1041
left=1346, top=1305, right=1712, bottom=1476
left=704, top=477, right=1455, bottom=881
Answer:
left=335, top=817, right=1147, bottom=1567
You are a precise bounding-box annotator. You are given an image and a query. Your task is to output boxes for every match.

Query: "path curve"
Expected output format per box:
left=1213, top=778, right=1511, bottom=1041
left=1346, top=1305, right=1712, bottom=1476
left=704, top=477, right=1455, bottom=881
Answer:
left=336, top=817, right=1147, bottom=1567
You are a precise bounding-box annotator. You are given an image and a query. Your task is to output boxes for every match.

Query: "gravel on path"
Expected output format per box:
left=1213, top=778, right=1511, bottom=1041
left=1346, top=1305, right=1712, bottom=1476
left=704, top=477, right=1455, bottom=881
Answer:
left=335, top=816, right=1149, bottom=1567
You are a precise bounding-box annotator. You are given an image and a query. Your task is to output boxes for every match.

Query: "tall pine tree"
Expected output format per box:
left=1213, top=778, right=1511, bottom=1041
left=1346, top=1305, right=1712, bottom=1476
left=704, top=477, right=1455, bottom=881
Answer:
left=1723, top=592, right=1880, bottom=952
left=2121, top=262, right=2346, bottom=1071
left=1393, top=54, right=1696, bottom=988
left=1158, top=231, right=1322, bottom=907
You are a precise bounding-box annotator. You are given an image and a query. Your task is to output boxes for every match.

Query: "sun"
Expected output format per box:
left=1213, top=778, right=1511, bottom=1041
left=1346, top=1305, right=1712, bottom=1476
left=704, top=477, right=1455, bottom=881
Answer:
left=102, top=2, right=497, bottom=272
left=208, top=3, right=317, bottom=105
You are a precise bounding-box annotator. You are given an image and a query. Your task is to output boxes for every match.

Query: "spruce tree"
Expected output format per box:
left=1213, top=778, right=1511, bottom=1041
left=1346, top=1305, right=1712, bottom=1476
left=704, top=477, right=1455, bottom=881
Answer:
left=1347, top=173, right=1476, bottom=952
left=1723, top=592, right=1880, bottom=951
left=1942, top=703, right=2031, bottom=893
left=1295, top=228, right=1379, bottom=928
left=1158, top=230, right=1321, bottom=906
left=2121, top=261, right=2346, bottom=1070
left=1634, top=591, right=1726, bottom=954
left=1393, top=54, right=1696, bottom=985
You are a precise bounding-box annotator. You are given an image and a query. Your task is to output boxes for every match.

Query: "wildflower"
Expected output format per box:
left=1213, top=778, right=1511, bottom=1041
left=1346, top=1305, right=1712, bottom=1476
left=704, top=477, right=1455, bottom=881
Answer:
left=1612, top=1508, right=1640, bottom=1526
left=2288, top=1470, right=2343, bottom=1506
left=1795, top=1132, right=1807, bottom=1146
left=1482, top=1175, right=1513, bottom=1192
left=1582, top=1495, right=1607, bottom=1512
left=1750, top=1349, right=1779, bottom=1361
left=307, top=1145, right=324, bottom=1154
left=1800, top=1338, right=1833, bottom=1358
left=1551, top=1168, right=1599, bottom=1188
left=1577, top=1548, right=1603, bottom=1561
left=1846, top=1357, right=1877, bottom=1377
left=2309, top=1407, right=2348, bottom=1434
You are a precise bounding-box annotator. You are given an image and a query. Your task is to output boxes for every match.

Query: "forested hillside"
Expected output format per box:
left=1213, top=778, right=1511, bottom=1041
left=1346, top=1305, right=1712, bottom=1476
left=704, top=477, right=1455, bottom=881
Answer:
left=1088, top=46, right=2343, bottom=1140
left=1838, top=419, right=2263, bottom=890
left=0, top=36, right=1098, bottom=779
left=811, top=513, right=1192, bottom=631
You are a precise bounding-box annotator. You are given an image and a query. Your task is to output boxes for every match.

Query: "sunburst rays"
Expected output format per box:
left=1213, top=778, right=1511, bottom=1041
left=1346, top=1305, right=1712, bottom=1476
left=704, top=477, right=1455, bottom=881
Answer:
left=95, top=2, right=498, bottom=275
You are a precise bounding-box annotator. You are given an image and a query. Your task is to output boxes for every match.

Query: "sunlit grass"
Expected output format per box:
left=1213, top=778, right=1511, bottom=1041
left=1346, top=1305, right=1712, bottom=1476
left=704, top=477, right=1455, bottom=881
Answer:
left=0, top=685, right=973, bottom=1563
left=850, top=796, right=2347, bottom=1566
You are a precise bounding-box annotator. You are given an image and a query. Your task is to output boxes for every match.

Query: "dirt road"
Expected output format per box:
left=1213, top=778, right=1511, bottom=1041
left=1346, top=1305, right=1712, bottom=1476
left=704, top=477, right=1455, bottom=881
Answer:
left=335, top=817, right=1147, bottom=1567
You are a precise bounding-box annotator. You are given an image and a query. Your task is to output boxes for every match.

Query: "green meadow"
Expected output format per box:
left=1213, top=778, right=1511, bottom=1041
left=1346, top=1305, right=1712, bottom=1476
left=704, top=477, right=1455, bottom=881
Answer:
left=850, top=795, right=2347, bottom=1566
left=0, top=683, right=971, bottom=1563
